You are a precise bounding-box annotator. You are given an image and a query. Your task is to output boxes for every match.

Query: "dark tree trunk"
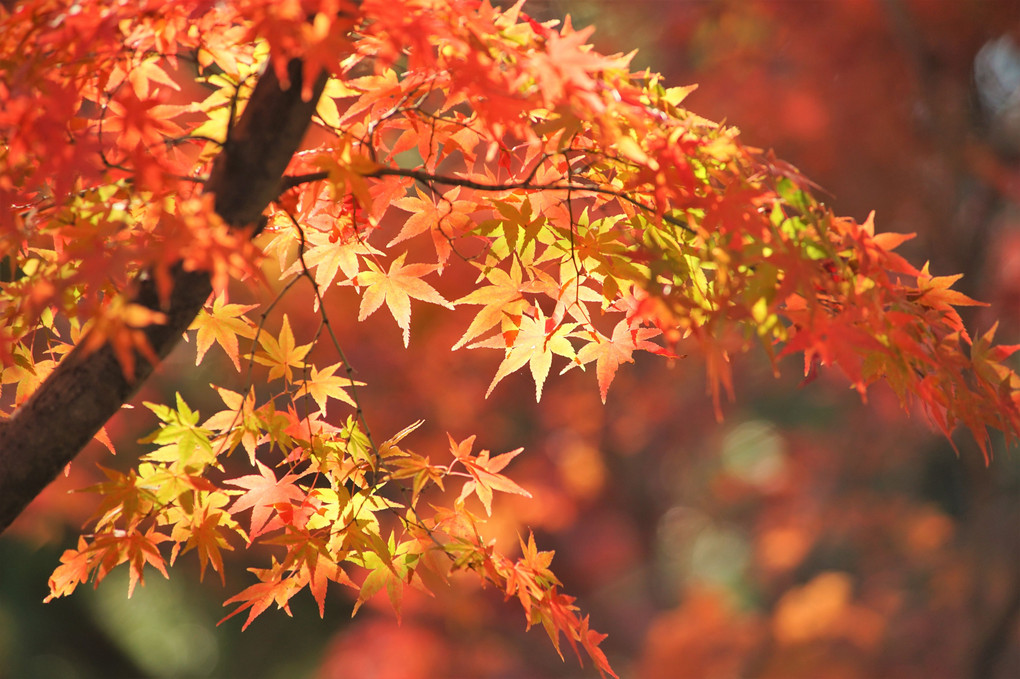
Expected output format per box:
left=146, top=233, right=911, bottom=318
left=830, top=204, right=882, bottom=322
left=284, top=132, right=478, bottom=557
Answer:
left=0, top=59, right=328, bottom=533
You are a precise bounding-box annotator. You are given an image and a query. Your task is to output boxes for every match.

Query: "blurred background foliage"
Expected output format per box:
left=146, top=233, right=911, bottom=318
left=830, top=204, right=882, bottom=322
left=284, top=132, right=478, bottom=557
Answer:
left=2, top=1, right=1020, bottom=677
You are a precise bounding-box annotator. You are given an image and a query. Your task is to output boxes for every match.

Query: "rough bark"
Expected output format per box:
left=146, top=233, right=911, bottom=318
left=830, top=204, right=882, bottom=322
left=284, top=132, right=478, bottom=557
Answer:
left=0, top=58, right=328, bottom=533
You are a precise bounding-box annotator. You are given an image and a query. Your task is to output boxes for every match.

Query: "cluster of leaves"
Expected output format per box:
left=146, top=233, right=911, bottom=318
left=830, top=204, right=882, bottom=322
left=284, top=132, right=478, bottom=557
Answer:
left=2, top=1, right=1019, bottom=676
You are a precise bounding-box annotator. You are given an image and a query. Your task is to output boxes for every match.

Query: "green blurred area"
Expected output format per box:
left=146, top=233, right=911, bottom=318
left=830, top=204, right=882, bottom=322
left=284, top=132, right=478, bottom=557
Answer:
left=0, top=537, right=339, bottom=678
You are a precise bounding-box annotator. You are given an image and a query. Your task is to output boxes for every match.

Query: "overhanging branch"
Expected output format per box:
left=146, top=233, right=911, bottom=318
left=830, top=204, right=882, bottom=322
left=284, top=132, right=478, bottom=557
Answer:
left=278, top=166, right=696, bottom=234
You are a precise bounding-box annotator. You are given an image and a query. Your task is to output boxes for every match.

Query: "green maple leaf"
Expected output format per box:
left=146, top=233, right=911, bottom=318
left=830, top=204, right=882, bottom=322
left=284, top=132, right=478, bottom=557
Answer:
left=140, top=393, right=215, bottom=469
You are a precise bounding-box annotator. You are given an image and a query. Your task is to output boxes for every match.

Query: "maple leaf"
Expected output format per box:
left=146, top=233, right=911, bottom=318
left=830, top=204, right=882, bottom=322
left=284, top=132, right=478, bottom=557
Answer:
left=451, top=261, right=528, bottom=350
left=248, top=314, right=312, bottom=382
left=219, top=561, right=302, bottom=630
left=224, top=461, right=306, bottom=540
left=534, top=588, right=580, bottom=658
left=169, top=504, right=239, bottom=584
left=377, top=419, right=426, bottom=459
left=315, top=76, right=360, bottom=129
left=350, top=252, right=454, bottom=346
left=2, top=357, right=57, bottom=407
left=298, top=361, right=364, bottom=413
left=451, top=435, right=532, bottom=515
left=140, top=393, right=215, bottom=469
left=94, top=426, right=116, bottom=456
left=381, top=422, right=445, bottom=505
left=80, top=466, right=152, bottom=532
left=79, top=301, right=166, bottom=382
left=527, top=20, right=632, bottom=106
left=281, top=227, right=381, bottom=296
left=569, top=320, right=668, bottom=403
left=191, top=292, right=257, bottom=371
left=305, top=553, right=357, bottom=618
left=472, top=308, right=577, bottom=401
left=911, top=262, right=986, bottom=338
left=352, top=544, right=407, bottom=619
left=122, top=57, right=182, bottom=99
left=123, top=528, right=171, bottom=598
left=505, top=532, right=560, bottom=618
left=971, top=323, right=1020, bottom=386
left=389, top=185, right=474, bottom=267
left=385, top=452, right=446, bottom=506
left=44, top=537, right=96, bottom=602
left=579, top=615, right=618, bottom=679
left=203, top=386, right=260, bottom=464
left=491, top=197, right=549, bottom=259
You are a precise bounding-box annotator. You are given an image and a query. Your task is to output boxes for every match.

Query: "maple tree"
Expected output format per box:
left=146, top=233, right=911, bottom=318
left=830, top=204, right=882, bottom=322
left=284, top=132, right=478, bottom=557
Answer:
left=1, top=0, right=1018, bottom=676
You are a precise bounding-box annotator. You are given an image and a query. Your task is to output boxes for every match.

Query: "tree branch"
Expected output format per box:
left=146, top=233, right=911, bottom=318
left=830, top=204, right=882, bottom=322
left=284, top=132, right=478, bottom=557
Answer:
left=277, top=165, right=696, bottom=234
left=0, top=59, right=328, bottom=534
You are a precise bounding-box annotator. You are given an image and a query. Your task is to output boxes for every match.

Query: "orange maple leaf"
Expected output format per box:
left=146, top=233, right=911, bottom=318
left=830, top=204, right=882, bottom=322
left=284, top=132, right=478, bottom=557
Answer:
left=123, top=528, right=171, bottom=598
left=191, top=292, right=256, bottom=371
left=389, top=185, right=474, bottom=267
left=169, top=505, right=238, bottom=584
left=472, top=308, right=576, bottom=401
left=570, top=320, right=667, bottom=403
left=225, top=461, right=306, bottom=540
left=44, top=537, right=96, bottom=602
left=299, top=361, right=364, bottom=413
left=914, top=262, right=985, bottom=309
left=452, top=261, right=528, bottom=350
left=451, top=434, right=532, bottom=515
left=351, top=252, right=454, bottom=346
left=219, top=562, right=302, bottom=630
